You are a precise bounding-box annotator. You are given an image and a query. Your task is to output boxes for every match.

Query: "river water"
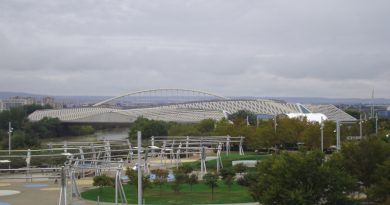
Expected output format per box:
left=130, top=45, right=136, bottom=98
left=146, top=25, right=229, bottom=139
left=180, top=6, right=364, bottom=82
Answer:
left=41, top=128, right=129, bottom=144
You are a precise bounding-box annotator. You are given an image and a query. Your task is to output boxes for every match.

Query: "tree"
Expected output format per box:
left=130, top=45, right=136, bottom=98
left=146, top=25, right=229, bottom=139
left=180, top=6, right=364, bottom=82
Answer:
left=186, top=173, right=198, bottom=192
left=250, top=151, right=357, bottom=205
left=125, top=167, right=151, bottom=193
left=228, top=110, right=256, bottom=126
left=367, top=157, right=390, bottom=203
left=129, top=117, right=168, bottom=139
left=168, top=123, right=201, bottom=136
left=177, top=163, right=194, bottom=174
left=237, top=172, right=257, bottom=187
left=171, top=170, right=188, bottom=193
left=93, top=174, right=115, bottom=196
left=151, top=168, right=169, bottom=196
left=220, top=168, right=235, bottom=191
left=340, top=139, right=390, bottom=187
left=233, top=163, right=247, bottom=176
left=197, top=119, right=215, bottom=134
left=203, top=172, right=219, bottom=200
left=2, top=130, right=39, bottom=149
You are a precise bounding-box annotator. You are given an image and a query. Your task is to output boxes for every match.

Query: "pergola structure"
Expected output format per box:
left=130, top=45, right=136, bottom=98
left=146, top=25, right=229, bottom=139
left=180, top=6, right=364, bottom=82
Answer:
left=0, top=135, right=245, bottom=205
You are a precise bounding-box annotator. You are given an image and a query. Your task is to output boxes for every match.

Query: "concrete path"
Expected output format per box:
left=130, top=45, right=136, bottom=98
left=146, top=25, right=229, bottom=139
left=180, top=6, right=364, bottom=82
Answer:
left=0, top=178, right=259, bottom=205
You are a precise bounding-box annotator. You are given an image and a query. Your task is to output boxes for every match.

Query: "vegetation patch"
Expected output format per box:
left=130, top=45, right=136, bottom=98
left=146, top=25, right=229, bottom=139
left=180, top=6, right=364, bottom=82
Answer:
left=81, top=181, right=254, bottom=204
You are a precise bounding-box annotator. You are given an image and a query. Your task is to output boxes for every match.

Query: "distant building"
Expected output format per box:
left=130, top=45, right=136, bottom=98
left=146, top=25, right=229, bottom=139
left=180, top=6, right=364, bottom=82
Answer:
left=0, top=100, right=4, bottom=111
left=1, top=96, right=36, bottom=110
left=41, top=96, right=63, bottom=109
left=0, top=96, right=63, bottom=111
left=378, top=110, right=390, bottom=119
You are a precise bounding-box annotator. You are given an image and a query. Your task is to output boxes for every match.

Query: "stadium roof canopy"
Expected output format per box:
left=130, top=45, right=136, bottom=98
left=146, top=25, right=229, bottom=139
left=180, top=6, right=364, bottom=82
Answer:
left=28, top=89, right=356, bottom=123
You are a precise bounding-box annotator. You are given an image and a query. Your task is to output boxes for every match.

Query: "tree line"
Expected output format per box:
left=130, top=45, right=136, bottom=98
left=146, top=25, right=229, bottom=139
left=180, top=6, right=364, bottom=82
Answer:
left=129, top=110, right=390, bottom=151
left=0, top=105, right=95, bottom=149
left=248, top=138, right=390, bottom=204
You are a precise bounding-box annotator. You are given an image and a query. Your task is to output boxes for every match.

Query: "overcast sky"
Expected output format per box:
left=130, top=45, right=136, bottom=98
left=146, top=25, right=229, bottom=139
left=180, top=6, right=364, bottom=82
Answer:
left=0, top=0, right=389, bottom=98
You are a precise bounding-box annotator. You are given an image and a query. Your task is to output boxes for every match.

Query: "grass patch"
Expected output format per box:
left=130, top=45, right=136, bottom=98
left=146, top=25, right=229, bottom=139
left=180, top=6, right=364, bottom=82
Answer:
left=185, top=152, right=269, bottom=171
left=81, top=181, right=254, bottom=204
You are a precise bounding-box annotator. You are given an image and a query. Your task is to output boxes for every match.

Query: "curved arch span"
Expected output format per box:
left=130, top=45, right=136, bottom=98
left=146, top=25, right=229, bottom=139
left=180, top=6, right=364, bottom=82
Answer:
left=93, top=88, right=229, bottom=106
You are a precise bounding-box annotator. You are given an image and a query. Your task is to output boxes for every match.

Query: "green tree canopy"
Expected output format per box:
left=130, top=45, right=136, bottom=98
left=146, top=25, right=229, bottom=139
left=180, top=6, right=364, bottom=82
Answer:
left=367, top=157, right=390, bottom=203
left=340, top=139, right=390, bottom=187
left=93, top=174, right=115, bottom=195
left=129, top=117, right=168, bottom=139
left=250, top=151, right=357, bottom=205
left=186, top=173, right=198, bottom=192
left=151, top=168, right=169, bottom=196
left=228, top=110, right=256, bottom=126
left=203, top=172, right=219, bottom=200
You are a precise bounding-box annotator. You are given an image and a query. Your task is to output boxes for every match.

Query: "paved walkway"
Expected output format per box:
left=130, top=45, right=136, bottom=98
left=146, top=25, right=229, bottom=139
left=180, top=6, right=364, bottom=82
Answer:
left=0, top=178, right=259, bottom=205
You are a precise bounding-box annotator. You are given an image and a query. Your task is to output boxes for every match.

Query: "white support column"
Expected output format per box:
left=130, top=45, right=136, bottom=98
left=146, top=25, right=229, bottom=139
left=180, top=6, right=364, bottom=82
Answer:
left=186, top=136, right=189, bottom=159
left=320, top=122, right=324, bottom=152
left=8, top=122, right=13, bottom=158
left=375, top=113, right=378, bottom=136
left=200, top=146, right=207, bottom=178
left=115, top=161, right=119, bottom=205
left=170, top=139, right=175, bottom=164
left=226, top=136, right=230, bottom=156
left=91, top=143, right=96, bottom=161
left=216, top=143, right=223, bottom=173
left=58, top=166, right=67, bottom=205
left=160, top=141, right=166, bottom=165
left=144, top=149, right=149, bottom=174
left=71, top=160, right=80, bottom=199
left=104, top=141, right=111, bottom=162
left=359, top=114, right=363, bottom=139
left=26, top=149, right=31, bottom=182
left=64, top=141, right=67, bottom=153
left=151, top=136, right=155, bottom=158
left=336, top=121, right=341, bottom=151
left=176, top=143, right=182, bottom=169
left=137, top=131, right=142, bottom=205
left=239, top=136, right=244, bottom=156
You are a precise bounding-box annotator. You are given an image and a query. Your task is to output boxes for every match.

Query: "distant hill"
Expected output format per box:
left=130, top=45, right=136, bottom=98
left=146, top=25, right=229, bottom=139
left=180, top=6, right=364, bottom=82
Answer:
left=266, top=97, right=390, bottom=105
left=0, top=91, right=46, bottom=99
left=1, top=91, right=390, bottom=105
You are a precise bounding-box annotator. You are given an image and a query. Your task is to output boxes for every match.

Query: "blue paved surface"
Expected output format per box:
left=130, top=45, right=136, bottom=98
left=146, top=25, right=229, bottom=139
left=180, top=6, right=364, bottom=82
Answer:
left=24, top=183, right=48, bottom=188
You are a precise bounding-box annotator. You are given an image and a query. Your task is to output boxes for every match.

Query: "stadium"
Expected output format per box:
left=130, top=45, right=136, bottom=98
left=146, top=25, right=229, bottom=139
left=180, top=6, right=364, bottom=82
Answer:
left=28, top=88, right=356, bottom=123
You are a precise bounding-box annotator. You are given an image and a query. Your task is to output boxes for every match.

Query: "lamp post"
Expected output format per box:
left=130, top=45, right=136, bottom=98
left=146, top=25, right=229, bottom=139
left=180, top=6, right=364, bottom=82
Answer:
left=336, top=121, right=341, bottom=151
left=8, top=122, right=13, bottom=169
left=320, top=120, right=324, bottom=152
left=375, top=113, right=378, bottom=136
left=273, top=116, right=277, bottom=133
left=137, top=131, right=142, bottom=205
left=8, top=122, right=13, bottom=156
left=359, top=114, right=363, bottom=139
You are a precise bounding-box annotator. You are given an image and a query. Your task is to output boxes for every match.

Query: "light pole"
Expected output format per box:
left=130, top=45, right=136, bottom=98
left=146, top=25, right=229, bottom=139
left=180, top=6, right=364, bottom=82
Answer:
left=137, top=131, right=142, bottom=205
left=8, top=122, right=13, bottom=155
left=336, top=121, right=341, bottom=151
left=359, top=114, right=363, bottom=139
left=320, top=121, right=324, bottom=152
left=8, top=122, right=13, bottom=170
left=375, top=113, right=378, bottom=136
left=273, top=116, right=277, bottom=133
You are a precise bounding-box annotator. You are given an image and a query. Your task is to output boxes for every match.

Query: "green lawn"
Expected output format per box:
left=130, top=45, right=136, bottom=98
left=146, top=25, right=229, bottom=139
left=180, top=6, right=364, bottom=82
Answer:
left=82, top=181, right=254, bottom=204
left=186, top=152, right=270, bottom=171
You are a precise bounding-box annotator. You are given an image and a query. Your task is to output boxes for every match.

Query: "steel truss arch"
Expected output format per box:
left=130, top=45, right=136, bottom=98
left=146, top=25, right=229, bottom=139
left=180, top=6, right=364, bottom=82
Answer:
left=93, top=88, right=229, bottom=106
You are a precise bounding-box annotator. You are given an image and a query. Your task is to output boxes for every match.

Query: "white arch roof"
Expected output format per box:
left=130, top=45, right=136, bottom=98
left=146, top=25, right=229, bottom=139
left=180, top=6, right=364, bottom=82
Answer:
left=93, top=88, right=229, bottom=106
left=28, top=99, right=356, bottom=123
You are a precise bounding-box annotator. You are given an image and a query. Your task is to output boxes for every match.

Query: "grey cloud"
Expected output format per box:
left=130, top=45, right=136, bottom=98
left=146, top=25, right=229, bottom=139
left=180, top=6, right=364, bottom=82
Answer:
left=0, top=0, right=390, bottom=98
